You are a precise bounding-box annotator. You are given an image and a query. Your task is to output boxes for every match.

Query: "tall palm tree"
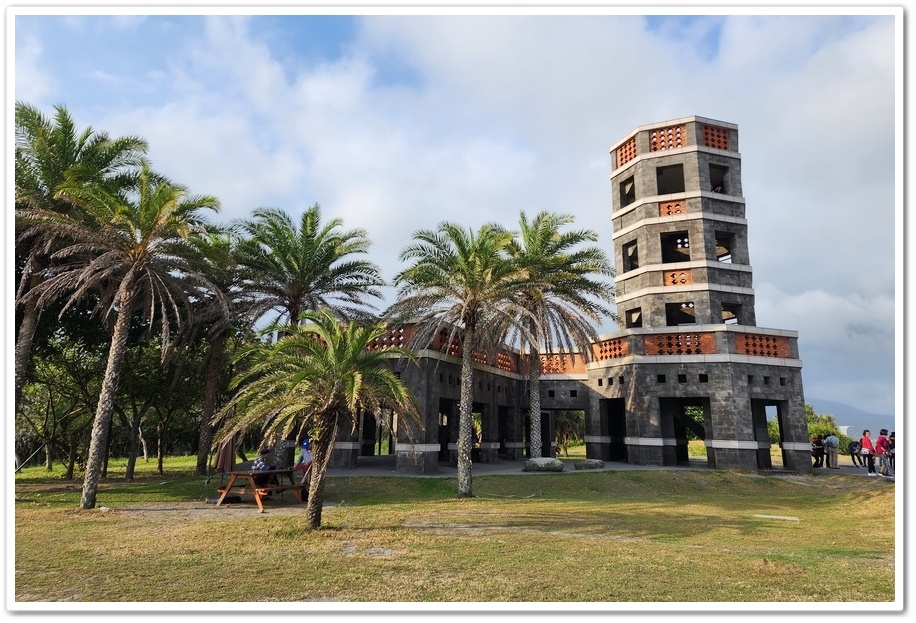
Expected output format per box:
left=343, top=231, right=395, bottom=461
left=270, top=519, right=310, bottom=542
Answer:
left=506, top=211, right=615, bottom=458
left=14, top=101, right=148, bottom=411
left=17, top=163, right=220, bottom=509
left=388, top=222, right=530, bottom=497
left=217, top=309, right=419, bottom=529
left=184, top=230, right=251, bottom=476
left=232, top=205, right=385, bottom=325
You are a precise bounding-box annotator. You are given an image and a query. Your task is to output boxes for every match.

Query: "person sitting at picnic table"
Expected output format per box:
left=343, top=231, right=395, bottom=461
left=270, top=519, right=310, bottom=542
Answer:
left=252, top=447, right=277, bottom=486
left=294, top=438, right=313, bottom=486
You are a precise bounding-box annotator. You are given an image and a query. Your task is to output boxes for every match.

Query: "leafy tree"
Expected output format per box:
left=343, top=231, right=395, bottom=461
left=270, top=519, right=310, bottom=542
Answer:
left=232, top=205, right=385, bottom=325
left=14, top=101, right=147, bottom=411
left=17, top=163, right=220, bottom=509
left=505, top=211, right=615, bottom=457
left=554, top=410, right=585, bottom=457
left=388, top=222, right=528, bottom=497
left=218, top=309, right=419, bottom=529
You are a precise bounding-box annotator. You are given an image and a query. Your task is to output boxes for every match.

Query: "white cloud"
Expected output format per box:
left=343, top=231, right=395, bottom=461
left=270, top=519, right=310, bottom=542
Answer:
left=11, top=11, right=899, bottom=416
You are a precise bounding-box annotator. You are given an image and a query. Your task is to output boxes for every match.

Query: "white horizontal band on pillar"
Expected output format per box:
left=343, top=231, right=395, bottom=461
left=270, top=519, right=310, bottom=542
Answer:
left=333, top=442, right=360, bottom=450
left=624, top=437, right=677, bottom=446
left=584, top=435, right=611, bottom=443
left=395, top=444, right=441, bottom=452
left=478, top=442, right=500, bottom=450
left=705, top=440, right=762, bottom=450
left=503, top=442, right=526, bottom=449
left=781, top=442, right=812, bottom=452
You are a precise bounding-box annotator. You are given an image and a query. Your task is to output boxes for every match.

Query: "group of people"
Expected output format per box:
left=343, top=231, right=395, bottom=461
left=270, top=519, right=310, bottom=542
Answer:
left=820, top=428, right=896, bottom=479
left=810, top=432, right=841, bottom=469
left=251, top=437, right=314, bottom=488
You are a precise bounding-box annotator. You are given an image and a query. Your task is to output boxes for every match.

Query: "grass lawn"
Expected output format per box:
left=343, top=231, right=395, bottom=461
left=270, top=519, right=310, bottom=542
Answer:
left=12, top=455, right=897, bottom=608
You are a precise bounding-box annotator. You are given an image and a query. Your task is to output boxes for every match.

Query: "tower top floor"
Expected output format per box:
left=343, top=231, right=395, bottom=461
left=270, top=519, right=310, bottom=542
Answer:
left=610, top=115, right=739, bottom=173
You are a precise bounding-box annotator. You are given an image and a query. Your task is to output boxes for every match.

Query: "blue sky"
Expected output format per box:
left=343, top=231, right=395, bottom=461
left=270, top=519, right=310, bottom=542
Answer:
left=9, top=6, right=902, bottom=422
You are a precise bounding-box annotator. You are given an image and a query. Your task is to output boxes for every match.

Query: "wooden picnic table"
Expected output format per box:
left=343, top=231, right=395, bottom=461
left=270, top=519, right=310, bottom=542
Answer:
left=215, top=468, right=307, bottom=512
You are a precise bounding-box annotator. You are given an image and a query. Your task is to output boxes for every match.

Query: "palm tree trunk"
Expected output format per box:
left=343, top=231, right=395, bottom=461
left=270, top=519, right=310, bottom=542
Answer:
left=196, top=332, right=226, bottom=476
left=456, top=331, right=475, bottom=498
left=15, top=298, right=40, bottom=412
left=305, top=416, right=339, bottom=529
left=528, top=346, right=543, bottom=458
left=79, top=287, right=135, bottom=509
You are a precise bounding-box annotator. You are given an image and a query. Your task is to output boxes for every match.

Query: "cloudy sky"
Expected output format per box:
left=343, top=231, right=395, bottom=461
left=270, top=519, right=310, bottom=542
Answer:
left=10, top=5, right=901, bottom=418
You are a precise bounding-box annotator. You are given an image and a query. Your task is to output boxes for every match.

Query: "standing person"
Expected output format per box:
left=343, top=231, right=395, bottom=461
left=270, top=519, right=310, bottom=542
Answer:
left=811, top=434, right=825, bottom=468
left=860, top=430, right=877, bottom=476
left=874, top=429, right=891, bottom=477
left=823, top=432, right=840, bottom=469
left=887, top=432, right=895, bottom=469
left=848, top=439, right=865, bottom=467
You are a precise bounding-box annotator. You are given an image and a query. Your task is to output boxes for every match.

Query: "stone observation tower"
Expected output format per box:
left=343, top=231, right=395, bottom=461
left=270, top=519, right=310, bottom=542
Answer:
left=582, top=115, right=809, bottom=471
left=330, top=115, right=810, bottom=475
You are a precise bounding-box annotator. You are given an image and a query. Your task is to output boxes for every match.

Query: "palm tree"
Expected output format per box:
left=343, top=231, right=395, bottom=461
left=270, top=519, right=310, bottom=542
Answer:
left=17, top=163, right=220, bottom=509
left=232, top=205, right=385, bottom=325
left=217, top=309, right=419, bottom=529
left=14, top=102, right=147, bottom=411
left=388, top=222, right=529, bottom=497
left=506, top=211, right=615, bottom=458
left=184, top=230, right=251, bottom=476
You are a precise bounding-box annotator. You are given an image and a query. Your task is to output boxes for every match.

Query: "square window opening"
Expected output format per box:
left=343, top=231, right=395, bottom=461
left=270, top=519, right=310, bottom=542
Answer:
left=661, top=231, right=691, bottom=263
left=625, top=307, right=643, bottom=328
left=570, top=390, right=578, bottom=398
left=666, top=301, right=697, bottom=326
left=547, top=390, right=555, bottom=398
left=699, top=373, right=709, bottom=383
left=656, top=164, right=685, bottom=195
left=722, top=302, right=741, bottom=325
left=677, top=374, right=687, bottom=383
left=657, top=374, right=666, bottom=383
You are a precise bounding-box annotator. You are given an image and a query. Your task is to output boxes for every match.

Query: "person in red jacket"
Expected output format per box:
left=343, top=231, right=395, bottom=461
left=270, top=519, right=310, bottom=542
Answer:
left=874, top=429, right=891, bottom=477
left=860, top=430, right=877, bottom=476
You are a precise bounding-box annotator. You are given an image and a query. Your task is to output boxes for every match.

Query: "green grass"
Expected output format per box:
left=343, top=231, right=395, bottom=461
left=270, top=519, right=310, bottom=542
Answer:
left=13, top=457, right=896, bottom=605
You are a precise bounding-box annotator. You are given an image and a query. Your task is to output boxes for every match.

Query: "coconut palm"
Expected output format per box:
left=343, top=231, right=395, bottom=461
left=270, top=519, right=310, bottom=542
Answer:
left=388, top=222, right=530, bottom=497
left=14, top=101, right=147, bottom=411
left=506, top=211, right=615, bottom=458
left=17, top=163, right=220, bottom=509
left=232, top=205, right=385, bottom=325
left=217, top=309, right=419, bottom=529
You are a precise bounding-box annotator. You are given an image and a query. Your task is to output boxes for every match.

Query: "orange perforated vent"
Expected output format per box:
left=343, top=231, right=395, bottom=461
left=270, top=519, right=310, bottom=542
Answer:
left=539, top=353, right=586, bottom=374
left=702, top=125, right=730, bottom=150
left=665, top=270, right=693, bottom=286
left=593, top=338, right=628, bottom=361
left=735, top=333, right=791, bottom=358
left=644, top=333, right=717, bottom=355
left=616, top=136, right=637, bottom=168
left=649, top=125, right=686, bottom=151
left=659, top=201, right=687, bottom=217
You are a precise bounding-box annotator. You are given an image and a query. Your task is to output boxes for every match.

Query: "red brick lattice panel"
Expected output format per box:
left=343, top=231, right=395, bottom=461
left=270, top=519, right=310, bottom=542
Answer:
left=702, top=125, right=730, bottom=150
left=368, top=326, right=414, bottom=351
left=665, top=270, right=692, bottom=286
left=495, top=351, right=518, bottom=373
left=539, top=353, right=586, bottom=374
left=616, top=136, right=637, bottom=169
left=593, top=338, right=628, bottom=361
left=643, top=333, right=717, bottom=356
left=649, top=125, right=686, bottom=152
left=735, top=333, right=791, bottom=358
left=659, top=200, right=687, bottom=217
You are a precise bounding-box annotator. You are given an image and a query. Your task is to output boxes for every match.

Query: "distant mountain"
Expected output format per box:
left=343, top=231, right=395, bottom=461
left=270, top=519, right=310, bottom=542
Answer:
left=806, top=398, right=895, bottom=437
